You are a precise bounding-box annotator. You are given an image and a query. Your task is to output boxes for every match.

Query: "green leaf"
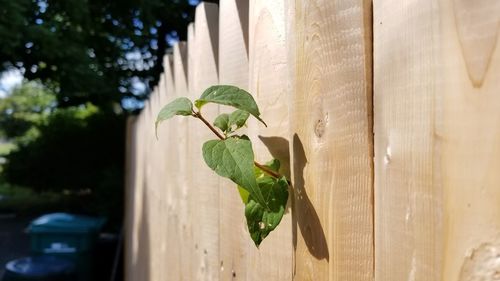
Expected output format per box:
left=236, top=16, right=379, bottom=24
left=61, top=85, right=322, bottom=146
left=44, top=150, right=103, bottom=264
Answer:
left=155, top=97, right=193, bottom=137
left=213, top=113, right=229, bottom=132
left=238, top=158, right=280, bottom=204
left=202, top=138, right=268, bottom=208
left=264, top=159, right=280, bottom=173
left=194, top=85, right=267, bottom=126
left=245, top=176, right=288, bottom=246
left=228, top=110, right=250, bottom=130
left=237, top=185, right=250, bottom=204
left=254, top=159, right=281, bottom=179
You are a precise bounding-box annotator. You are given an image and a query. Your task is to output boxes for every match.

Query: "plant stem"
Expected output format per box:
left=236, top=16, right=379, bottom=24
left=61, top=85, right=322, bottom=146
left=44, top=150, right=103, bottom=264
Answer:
left=193, top=111, right=225, bottom=140
left=193, top=111, right=287, bottom=182
left=254, top=161, right=282, bottom=179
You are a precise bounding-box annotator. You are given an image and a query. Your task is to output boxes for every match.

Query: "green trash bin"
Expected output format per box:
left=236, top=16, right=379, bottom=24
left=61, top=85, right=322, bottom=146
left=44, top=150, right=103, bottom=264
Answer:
left=27, top=213, right=106, bottom=281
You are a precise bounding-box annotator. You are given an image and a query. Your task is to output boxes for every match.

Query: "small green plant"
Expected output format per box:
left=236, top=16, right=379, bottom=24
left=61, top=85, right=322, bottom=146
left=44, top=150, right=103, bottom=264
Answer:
left=156, top=85, right=289, bottom=246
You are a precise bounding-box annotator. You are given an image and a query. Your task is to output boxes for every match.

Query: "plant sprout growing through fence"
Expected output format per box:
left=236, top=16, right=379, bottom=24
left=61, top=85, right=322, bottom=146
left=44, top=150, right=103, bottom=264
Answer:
left=155, top=85, right=289, bottom=246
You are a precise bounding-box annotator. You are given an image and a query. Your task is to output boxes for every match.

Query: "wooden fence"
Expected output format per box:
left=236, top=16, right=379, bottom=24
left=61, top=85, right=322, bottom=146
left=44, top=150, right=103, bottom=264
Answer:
left=124, top=0, right=500, bottom=280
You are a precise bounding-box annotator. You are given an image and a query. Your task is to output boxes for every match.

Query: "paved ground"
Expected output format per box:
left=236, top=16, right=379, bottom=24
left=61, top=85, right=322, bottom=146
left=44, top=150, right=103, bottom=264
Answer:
left=0, top=214, right=32, bottom=278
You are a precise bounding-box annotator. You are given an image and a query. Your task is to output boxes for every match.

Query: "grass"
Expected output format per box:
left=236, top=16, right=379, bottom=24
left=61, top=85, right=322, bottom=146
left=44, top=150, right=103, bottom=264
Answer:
left=0, top=182, right=67, bottom=214
left=0, top=142, right=70, bottom=214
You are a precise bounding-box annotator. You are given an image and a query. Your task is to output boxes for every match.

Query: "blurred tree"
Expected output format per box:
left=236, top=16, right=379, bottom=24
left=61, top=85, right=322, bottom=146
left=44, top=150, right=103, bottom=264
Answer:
left=3, top=100, right=125, bottom=222
left=4, top=102, right=124, bottom=192
left=0, top=81, right=55, bottom=139
left=0, top=0, right=196, bottom=109
left=0, top=0, right=220, bottom=225
left=1, top=83, right=125, bottom=224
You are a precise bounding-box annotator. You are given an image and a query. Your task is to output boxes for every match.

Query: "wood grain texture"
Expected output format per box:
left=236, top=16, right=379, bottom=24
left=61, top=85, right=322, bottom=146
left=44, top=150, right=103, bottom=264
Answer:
left=218, top=1, right=250, bottom=280
left=189, top=3, right=220, bottom=280
left=173, top=41, right=192, bottom=281
left=146, top=87, right=165, bottom=281
left=287, top=0, right=374, bottom=280
left=126, top=111, right=146, bottom=281
left=246, top=1, right=293, bottom=280
left=186, top=22, right=197, bottom=281
left=374, top=0, right=500, bottom=280
left=160, top=54, right=184, bottom=280
left=124, top=116, right=138, bottom=281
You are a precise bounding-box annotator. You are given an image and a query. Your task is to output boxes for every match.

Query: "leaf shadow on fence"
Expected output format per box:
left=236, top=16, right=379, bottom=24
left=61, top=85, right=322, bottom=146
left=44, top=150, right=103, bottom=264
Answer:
left=258, top=135, right=329, bottom=261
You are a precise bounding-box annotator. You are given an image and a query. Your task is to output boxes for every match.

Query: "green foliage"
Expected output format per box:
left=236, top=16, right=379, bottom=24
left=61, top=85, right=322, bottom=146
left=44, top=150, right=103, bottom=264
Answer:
left=214, top=110, right=250, bottom=136
left=0, top=82, right=56, bottom=139
left=157, top=85, right=289, bottom=246
left=194, top=85, right=267, bottom=126
left=213, top=113, right=229, bottom=132
left=155, top=97, right=193, bottom=135
left=0, top=142, right=16, bottom=156
left=228, top=110, right=250, bottom=129
left=202, top=138, right=267, bottom=208
left=0, top=82, right=124, bottom=228
left=0, top=0, right=196, bottom=108
left=246, top=176, right=288, bottom=246
left=1, top=104, right=124, bottom=225
left=0, top=182, right=63, bottom=214
left=3, top=106, right=124, bottom=192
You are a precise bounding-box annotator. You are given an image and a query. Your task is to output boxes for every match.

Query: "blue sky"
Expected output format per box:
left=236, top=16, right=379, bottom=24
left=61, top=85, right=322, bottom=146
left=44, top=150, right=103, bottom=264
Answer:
left=0, top=69, right=23, bottom=97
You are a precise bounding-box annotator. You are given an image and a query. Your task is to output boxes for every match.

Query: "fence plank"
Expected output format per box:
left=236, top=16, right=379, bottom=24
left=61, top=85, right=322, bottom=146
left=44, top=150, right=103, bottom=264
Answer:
left=140, top=100, right=154, bottom=281
left=147, top=87, right=165, bottom=281
left=127, top=1, right=500, bottom=280
left=173, top=41, right=192, bottom=281
left=124, top=116, right=138, bottom=281
left=185, top=22, right=197, bottom=281
left=188, top=3, right=220, bottom=280
left=158, top=54, right=185, bottom=280
left=246, top=1, right=293, bottom=280
left=218, top=1, right=250, bottom=280
left=287, top=0, right=374, bottom=280
left=374, top=0, right=500, bottom=280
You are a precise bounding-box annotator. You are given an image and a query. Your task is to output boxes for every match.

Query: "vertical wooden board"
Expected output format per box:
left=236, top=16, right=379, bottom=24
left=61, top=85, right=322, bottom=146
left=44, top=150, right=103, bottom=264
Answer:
left=146, top=88, right=163, bottom=281
left=188, top=23, right=195, bottom=95
left=173, top=41, right=192, bottom=281
left=374, top=0, right=500, bottom=280
left=439, top=2, right=500, bottom=279
left=218, top=1, right=250, bottom=280
left=219, top=0, right=249, bottom=86
left=124, top=116, right=138, bottom=281
left=186, top=22, right=197, bottom=281
left=374, top=1, right=441, bottom=278
left=157, top=73, right=166, bottom=105
left=135, top=103, right=153, bottom=281
left=189, top=3, right=220, bottom=280
left=164, top=55, right=176, bottom=97
left=159, top=54, right=184, bottom=281
left=134, top=112, right=147, bottom=281
left=288, top=0, right=374, bottom=280
left=151, top=88, right=163, bottom=280
left=154, top=85, right=168, bottom=281
left=246, top=1, right=293, bottom=280
left=149, top=87, right=162, bottom=281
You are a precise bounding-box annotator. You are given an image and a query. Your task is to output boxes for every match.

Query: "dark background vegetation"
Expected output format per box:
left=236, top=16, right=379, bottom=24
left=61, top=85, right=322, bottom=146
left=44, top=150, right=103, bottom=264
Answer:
left=0, top=0, right=220, bottom=229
